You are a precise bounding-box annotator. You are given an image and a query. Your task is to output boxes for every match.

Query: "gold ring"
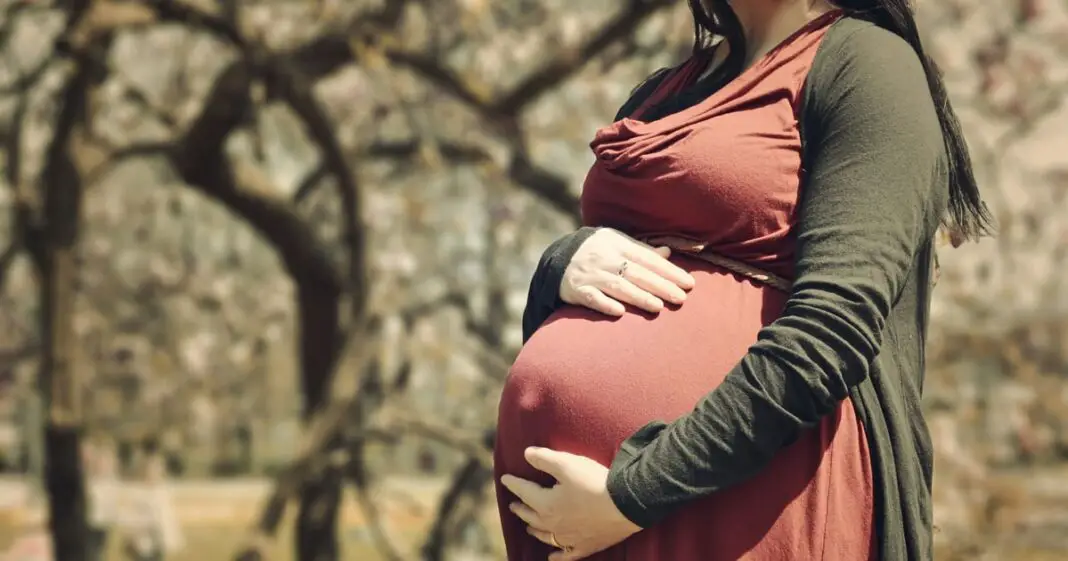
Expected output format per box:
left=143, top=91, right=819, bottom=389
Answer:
left=549, top=532, right=563, bottom=549
left=617, top=260, right=629, bottom=277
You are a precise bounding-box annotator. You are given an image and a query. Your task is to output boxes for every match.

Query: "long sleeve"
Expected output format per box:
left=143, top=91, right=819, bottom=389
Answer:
left=521, top=227, right=600, bottom=342
left=605, top=23, right=949, bottom=528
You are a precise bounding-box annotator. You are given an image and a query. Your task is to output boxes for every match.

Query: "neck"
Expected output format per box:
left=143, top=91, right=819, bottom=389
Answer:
left=730, top=0, right=837, bottom=63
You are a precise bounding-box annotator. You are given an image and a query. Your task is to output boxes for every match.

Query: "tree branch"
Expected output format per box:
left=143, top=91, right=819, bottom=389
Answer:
left=365, top=139, right=580, bottom=221
left=148, top=0, right=664, bottom=220
left=261, top=58, right=368, bottom=321
left=489, top=0, right=675, bottom=114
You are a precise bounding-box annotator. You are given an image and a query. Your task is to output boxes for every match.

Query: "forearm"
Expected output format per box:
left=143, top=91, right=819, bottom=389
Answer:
left=605, top=296, right=885, bottom=527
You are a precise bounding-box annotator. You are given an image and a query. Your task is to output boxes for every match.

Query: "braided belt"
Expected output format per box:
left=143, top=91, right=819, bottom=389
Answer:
left=642, top=235, right=793, bottom=293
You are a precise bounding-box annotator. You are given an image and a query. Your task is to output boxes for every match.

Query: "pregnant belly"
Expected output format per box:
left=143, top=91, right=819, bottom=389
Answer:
left=495, top=259, right=876, bottom=560
left=498, top=259, right=788, bottom=467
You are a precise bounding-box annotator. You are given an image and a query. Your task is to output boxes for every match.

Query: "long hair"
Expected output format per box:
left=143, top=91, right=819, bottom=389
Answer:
left=688, top=0, right=995, bottom=243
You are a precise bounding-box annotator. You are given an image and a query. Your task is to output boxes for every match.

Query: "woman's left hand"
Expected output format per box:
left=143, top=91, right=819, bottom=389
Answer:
left=500, top=447, right=641, bottom=560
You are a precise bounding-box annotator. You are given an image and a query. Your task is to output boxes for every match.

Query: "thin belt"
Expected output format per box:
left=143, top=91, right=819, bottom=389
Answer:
left=641, top=235, right=793, bottom=293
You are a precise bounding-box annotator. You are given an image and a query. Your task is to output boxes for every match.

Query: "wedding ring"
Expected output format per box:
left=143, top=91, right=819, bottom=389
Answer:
left=549, top=533, right=563, bottom=549
left=617, top=259, right=629, bottom=277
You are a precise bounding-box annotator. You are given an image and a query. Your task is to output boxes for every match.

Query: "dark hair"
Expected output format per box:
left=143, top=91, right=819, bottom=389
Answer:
left=688, top=0, right=994, bottom=242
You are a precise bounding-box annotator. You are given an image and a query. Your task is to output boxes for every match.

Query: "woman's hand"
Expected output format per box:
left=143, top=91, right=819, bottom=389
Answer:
left=501, top=447, right=640, bottom=560
left=561, top=228, right=696, bottom=316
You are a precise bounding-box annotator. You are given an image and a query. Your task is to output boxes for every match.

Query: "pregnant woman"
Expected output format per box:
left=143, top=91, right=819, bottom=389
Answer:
left=494, top=1, right=993, bottom=560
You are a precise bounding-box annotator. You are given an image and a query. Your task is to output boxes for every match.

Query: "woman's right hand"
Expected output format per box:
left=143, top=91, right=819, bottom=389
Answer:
left=560, top=228, right=696, bottom=316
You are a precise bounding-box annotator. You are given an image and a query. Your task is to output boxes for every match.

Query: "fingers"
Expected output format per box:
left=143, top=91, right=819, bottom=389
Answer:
left=527, top=527, right=564, bottom=550
left=603, top=229, right=694, bottom=291
left=624, top=244, right=696, bottom=291
left=523, top=447, right=569, bottom=479
left=520, top=508, right=586, bottom=558
left=499, top=475, right=550, bottom=513
left=619, top=259, right=688, bottom=305
left=509, top=502, right=548, bottom=531
left=549, top=547, right=586, bottom=561
left=597, top=271, right=665, bottom=314
left=563, top=228, right=700, bottom=317
left=529, top=528, right=586, bottom=560
left=572, top=286, right=626, bottom=317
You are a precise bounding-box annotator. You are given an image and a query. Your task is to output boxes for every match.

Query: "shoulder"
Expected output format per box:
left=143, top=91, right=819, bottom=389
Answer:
left=816, top=17, right=923, bottom=74
left=803, top=16, right=943, bottom=145
left=806, top=17, right=931, bottom=102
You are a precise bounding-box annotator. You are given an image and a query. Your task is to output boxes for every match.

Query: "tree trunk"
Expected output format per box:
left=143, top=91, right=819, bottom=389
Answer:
left=296, top=468, right=343, bottom=561
left=294, top=282, right=344, bottom=561
left=28, top=76, right=92, bottom=561
left=32, top=145, right=90, bottom=561
left=24, top=5, right=102, bottom=554
left=41, top=426, right=88, bottom=561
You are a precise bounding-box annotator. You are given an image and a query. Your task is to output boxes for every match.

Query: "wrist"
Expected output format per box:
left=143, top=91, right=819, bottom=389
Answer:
left=606, top=458, right=656, bottom=530
left=551, top=226, right=601, bottom=302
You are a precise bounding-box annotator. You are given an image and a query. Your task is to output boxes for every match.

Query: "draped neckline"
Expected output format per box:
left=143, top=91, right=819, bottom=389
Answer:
left=604, top=9, right=844, bottom=137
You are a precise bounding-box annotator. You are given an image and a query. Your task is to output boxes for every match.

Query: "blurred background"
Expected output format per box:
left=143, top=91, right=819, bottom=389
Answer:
left=0, top=0, right=1066, bottom=560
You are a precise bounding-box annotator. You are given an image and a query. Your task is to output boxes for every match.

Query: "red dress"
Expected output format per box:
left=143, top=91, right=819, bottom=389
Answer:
left=495, top=12, right=875, bottom=560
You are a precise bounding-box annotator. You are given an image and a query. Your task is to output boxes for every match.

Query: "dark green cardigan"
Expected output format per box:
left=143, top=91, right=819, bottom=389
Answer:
left=520, top=18, right=946, bottom=561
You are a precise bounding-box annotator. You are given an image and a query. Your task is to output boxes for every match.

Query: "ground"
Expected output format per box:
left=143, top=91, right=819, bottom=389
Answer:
left=0, top=477, right=502, bottom=561
left=2, top=476, right=1066, bottom=560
